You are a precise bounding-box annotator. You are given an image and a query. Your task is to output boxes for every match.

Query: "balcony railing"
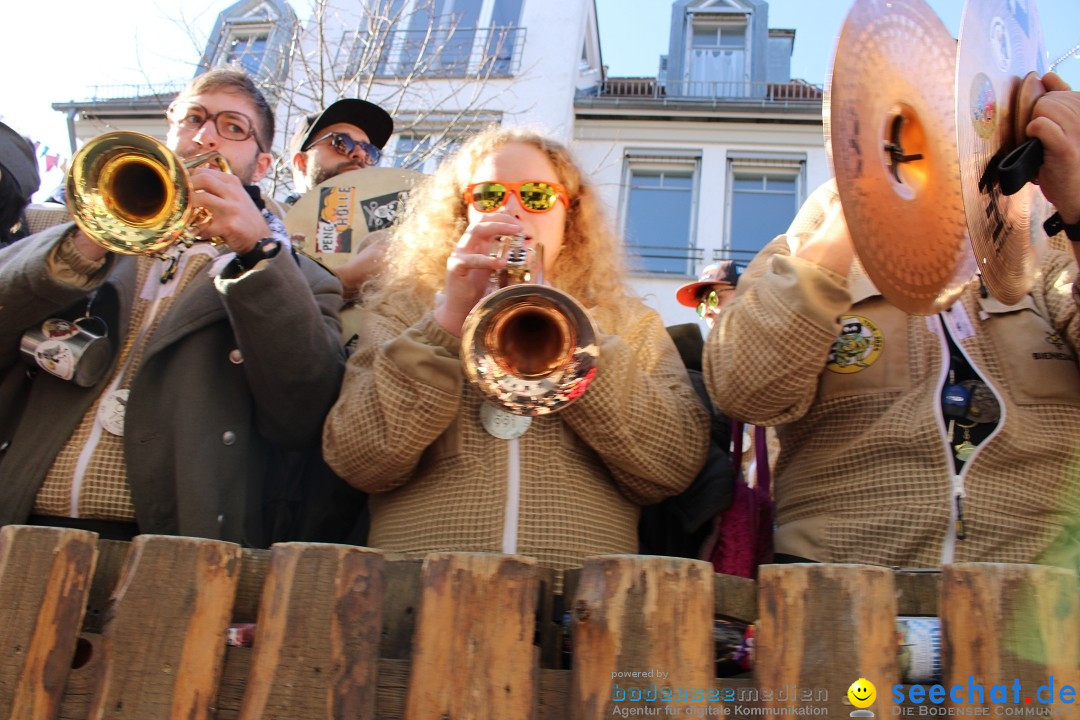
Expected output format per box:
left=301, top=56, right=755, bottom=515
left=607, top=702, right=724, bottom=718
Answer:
left=75, top=83, right=186, bottom=104
left=625, top=244, right=705, bottom=276
left=710, top=248, right=760, bottom=265
left=349, top=26, right=526, bottom=79
left=598, top=78, right=823, bottom=103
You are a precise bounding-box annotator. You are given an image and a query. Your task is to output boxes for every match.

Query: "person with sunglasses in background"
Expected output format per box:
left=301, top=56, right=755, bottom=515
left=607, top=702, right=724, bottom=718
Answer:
left=322, top=127, right=708, bottom=586
left=0, top=68, right=344, bottom=546
left=288, top=98, right=393, bottom=198
left=263, top=99, right=394, bottom=548
left=286, top=99, right=395, bottom=298
left=675, top=261, right=743, bottom=329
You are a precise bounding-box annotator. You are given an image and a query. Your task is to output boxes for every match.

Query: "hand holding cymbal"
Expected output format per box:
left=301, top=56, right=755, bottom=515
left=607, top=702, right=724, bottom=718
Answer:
left=1022, top=72, right=1080, bottom=225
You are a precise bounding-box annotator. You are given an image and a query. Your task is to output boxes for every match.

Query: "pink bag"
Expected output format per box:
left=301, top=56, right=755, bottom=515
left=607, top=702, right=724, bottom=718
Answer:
left=700, top=421, right=774, bottom=579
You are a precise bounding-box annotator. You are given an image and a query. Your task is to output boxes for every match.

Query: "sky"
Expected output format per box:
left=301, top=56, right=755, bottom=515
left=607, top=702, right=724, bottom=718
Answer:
left=1, top=0, right=1078, bottom=199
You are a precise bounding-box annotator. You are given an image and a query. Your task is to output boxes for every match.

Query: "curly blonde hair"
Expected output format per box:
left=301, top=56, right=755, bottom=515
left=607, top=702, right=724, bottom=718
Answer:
left=366, top=127, right=632, bottom=320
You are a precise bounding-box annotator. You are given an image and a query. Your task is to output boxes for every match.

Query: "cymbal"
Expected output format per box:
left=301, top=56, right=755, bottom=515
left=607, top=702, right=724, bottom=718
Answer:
left=284, top=167, right=426, bottom=270
left=955, top=0, right=1046, bottom=305
left=826, top=0, right=974, bottom=315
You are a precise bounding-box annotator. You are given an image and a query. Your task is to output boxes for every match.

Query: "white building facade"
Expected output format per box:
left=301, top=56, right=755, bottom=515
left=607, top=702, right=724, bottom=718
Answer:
left=54, top=0, right=828, bottom=325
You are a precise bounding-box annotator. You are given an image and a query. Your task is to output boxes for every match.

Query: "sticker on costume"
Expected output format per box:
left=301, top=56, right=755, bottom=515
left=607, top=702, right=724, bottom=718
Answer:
left=98, top=389, right=129, bottom=436
left=362, top=189, right=410, bottom=232
left=34, top=340, right=76, bottom=380
left=480, top=403, right=532, bottom=440
left=941, top=302, right=975, bottom=342
left=969, top=73, right=997, bottom=141
left=826, top=315, right=883, bottom=374
left=316, top=185, right=356, bottom=254
left=42, top=318, right=79, bottom=340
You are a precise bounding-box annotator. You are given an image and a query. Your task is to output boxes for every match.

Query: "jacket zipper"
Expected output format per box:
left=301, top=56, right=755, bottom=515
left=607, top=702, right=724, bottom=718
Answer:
left=501, top=437, right=521, bottom=554
left=935, top=309, right=1007, bottom=564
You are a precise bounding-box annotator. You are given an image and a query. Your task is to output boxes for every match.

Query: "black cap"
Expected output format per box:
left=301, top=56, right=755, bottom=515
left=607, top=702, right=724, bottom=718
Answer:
left=290, top=98, right=394, bottom=156
left=0, top=121, right=40, bottom=201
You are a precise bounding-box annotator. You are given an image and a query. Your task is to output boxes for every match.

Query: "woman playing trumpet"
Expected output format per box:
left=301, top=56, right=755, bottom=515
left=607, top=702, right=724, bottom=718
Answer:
left=323, top=128, right=708, bottom=580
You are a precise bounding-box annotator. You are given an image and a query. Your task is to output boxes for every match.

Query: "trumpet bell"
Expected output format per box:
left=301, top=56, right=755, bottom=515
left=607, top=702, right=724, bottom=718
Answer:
left=462, top=283, right=599, bottom=416
left=66, top=131, right=223, bottom=256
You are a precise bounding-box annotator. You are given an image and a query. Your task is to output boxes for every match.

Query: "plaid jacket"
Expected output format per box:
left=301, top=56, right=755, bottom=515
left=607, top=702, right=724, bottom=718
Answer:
left=705, top=184, right=1080, bottom=570
left=323, top=293, right=708, bottom=582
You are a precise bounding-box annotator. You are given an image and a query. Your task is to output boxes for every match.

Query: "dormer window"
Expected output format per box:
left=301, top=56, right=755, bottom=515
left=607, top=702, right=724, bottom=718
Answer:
left=225, top=29, right=270, bottom=77
left=198, top=0, right=296, bottom=88
left=688, top=17, right=747, bottom=96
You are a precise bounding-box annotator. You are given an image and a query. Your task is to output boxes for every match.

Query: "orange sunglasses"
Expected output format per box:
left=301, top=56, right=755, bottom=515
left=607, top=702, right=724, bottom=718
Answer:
left=464, top=181, right=569, bottom=213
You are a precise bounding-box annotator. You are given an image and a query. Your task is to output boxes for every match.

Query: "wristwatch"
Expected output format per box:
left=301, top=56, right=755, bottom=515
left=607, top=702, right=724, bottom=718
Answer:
left=234, top=238, right=281, bottom=271
left=1044, top=212, right=1080, bottom=243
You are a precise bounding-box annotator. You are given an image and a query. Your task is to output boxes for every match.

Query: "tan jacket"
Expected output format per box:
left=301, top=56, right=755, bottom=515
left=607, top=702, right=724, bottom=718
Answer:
left=705, top=215, right=1080, bottom=570
left=323, top=294, right=709, bottom=579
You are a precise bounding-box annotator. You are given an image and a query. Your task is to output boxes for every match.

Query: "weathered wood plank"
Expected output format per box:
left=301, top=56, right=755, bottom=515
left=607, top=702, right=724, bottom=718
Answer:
left=570, top=555, right=716, bottom=718
left=236, top=542, right=385, bottom=720
left=714, top=571, right=757, bottom=623
left=380, top=559, right=423, bottom=660
left=942, top=563, right=1079, bottom=712
left=756, top=564, right=897, bottom=717
left=0, top=526, right=98, bottom=720
left=404, top=553, right=538, bottom=720
left=85, top=535, right=240, bottom=720
left=895, top=568, right=941, bottom=616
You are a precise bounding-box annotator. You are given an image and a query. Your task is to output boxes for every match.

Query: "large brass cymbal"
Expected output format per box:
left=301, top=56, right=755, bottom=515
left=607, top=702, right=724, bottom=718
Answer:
left=826, top=0, right=974, bottom=315
left=284, top=167, right=425, bottom=270
left=955, top=0, right=1046, bottom=305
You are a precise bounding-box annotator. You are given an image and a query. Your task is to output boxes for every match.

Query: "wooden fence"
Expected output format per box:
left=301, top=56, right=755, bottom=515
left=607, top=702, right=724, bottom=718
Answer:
left=0, top=525, right=1076, bottom=719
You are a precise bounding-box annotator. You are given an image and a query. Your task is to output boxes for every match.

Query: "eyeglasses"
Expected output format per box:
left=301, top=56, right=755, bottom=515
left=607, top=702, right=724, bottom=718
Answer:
left=696, top=288, right=734, bottom=317
left=306, top=132, right=381, bottom=167
left=167, top=102, right=266, bottom=152
left=464, top=181, right=569, bottom=213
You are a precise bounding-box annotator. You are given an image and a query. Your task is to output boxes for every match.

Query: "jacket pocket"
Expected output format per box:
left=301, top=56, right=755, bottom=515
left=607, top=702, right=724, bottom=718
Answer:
left=817, top=299, right=912, bottom=402
left=977, top=294, right=1080, bottom=406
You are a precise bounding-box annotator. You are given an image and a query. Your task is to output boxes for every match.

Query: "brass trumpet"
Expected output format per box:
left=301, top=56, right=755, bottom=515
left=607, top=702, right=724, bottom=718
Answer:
left=66, top=131, right=230, bottom=257
left=461, top=234, right=599, bottom=416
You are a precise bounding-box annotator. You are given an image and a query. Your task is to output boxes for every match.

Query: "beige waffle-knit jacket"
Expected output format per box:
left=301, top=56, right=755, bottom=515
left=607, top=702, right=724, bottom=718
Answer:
left=323, top=293, right=709, bottom=579
left=705, top=184, right=1080, bottom=571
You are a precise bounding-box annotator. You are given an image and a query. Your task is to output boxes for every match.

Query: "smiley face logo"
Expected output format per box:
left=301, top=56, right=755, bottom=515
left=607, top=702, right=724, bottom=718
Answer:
left=848, top=678, right=876, bottom=709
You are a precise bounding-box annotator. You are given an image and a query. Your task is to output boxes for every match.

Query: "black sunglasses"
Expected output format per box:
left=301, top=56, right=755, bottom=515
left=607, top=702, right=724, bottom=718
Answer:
left=306, top=132, right=381, bottom=167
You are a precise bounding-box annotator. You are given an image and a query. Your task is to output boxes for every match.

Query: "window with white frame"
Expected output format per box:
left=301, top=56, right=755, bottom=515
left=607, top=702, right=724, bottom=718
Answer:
left=225, top=30, right=269, bottom=76
left=353, top=0, right=523, bottom=77
left=725, top=154, right=805, bottom=263
left=622, top=153, right=701, bottom=275
left=687, top=15, right=747, bottom=97
left=390, top=132, right=468, bottom=174
left=486, top=0, right=523, bottom=75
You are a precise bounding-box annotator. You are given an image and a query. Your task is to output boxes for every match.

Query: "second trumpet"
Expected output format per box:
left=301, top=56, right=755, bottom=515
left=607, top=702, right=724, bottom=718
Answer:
left=461, top=233, right=599, bottom=416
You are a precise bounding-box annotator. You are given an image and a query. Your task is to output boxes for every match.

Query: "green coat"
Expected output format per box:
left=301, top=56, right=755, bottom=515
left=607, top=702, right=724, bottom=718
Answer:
left=0, top=223, right=345, bottom=546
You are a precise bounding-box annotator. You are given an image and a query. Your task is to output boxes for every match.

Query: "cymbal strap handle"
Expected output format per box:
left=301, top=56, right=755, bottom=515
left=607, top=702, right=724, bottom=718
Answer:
left=998, top=138, right=1043, bottom=196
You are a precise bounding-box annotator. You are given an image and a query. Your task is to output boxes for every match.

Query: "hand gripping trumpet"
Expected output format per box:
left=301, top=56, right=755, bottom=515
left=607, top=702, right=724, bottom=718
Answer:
left=66, top=131, right=230, bottom=257
left=460, top=233, right=599, bottom=416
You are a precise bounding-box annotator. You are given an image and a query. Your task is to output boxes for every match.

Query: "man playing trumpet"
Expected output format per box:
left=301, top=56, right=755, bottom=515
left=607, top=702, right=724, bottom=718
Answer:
left=0, top=68, right=344, bottom=546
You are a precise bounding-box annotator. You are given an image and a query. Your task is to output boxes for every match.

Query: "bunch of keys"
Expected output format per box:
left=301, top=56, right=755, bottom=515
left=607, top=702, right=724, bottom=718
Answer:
left=943, top=378, right=1000, bottom=462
